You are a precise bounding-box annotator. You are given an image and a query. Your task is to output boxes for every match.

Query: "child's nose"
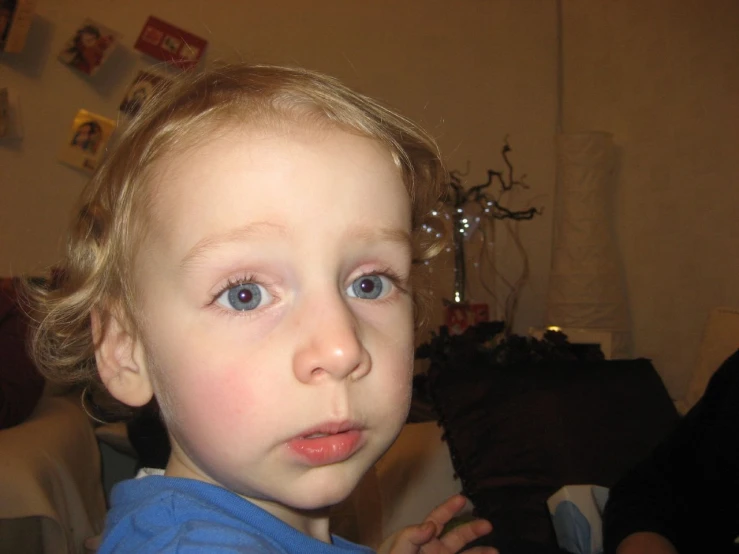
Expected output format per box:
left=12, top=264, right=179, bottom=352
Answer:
left=292, top=296, right=370, bottom=384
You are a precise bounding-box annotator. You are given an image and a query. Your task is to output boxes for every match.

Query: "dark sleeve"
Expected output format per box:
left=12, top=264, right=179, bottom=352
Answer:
left=602, top=349, right=739, bottom=554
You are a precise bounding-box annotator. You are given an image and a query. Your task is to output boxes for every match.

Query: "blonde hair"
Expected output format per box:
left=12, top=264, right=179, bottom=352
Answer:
left=26, top=64, right=446, bottom=410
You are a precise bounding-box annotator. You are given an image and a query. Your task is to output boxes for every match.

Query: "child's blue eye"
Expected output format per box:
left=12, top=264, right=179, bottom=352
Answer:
left=347, top=275, right=391, bottom=300
left=216, top=282, right=271, bottom=311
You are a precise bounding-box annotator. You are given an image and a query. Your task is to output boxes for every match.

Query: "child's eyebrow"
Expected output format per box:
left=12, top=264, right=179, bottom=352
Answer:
left=180, top=221, right=288, bottom=269
left=179, top=222, right=410, bottom=270
left=348, top=226, right=412, bottom=250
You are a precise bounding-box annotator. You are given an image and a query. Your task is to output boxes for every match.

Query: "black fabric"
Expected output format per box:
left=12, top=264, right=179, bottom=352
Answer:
left=427, top=356, right=679, bottom=554
left=0, top=278, right=45, bottom=430
left=603, top=349, right=739, bottom=554
left=127, top=403, right=171, bottom=470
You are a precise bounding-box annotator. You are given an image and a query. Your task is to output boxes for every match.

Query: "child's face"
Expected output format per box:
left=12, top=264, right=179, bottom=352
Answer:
left=133, top=122, right=415, bottom=519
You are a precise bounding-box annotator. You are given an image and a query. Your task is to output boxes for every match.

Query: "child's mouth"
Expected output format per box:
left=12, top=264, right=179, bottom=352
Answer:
left=287, top=424, right=364, bottom=465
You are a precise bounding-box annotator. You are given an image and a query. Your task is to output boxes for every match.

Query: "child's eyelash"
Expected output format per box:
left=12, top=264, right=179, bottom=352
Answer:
left=210, top=274, right=260, bottom=305
left=358, top=266, right=409, bottom=294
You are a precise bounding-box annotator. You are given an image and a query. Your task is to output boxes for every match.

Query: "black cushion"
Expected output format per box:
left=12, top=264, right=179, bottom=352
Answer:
left=427, top=356, right=679, bottom=553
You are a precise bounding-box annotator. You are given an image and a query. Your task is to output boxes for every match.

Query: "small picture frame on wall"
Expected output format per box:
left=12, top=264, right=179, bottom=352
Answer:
left=58, top=109, right=116, bottom=173
left=119, top=70, right=170, bottom=117
left=133, top=16, right=207, bottom=70
left=0, top=0, right=36, bottom=53
left=58, top=19, right=120, bottom=76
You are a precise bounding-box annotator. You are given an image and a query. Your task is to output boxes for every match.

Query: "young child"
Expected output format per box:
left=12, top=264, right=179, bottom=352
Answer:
left=27, top=64, right=495, bottom=553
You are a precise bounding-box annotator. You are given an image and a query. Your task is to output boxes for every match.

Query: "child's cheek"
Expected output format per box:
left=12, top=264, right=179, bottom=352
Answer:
left=172, top=364, right=264, bottom=443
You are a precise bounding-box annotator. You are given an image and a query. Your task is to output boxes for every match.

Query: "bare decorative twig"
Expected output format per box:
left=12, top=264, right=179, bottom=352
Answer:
left=442, top=137, right=542, bottom=322
left=445, top=137, right=543, bottom=221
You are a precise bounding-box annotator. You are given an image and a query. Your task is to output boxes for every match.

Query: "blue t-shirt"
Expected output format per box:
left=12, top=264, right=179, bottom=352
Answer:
left=99, top=475, right=375, bottom=553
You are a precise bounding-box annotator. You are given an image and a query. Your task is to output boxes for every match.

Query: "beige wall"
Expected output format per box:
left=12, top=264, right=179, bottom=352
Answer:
left=1, top=0, right=737, bottom=398
left=0, top=0, right=559, bottom=332
left=562, top=0, right=739, bottom=398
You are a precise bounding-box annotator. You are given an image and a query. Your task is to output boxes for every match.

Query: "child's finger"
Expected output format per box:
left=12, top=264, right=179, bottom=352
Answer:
left=422, top=494, right=469, bottom=535
left=438, top=518, right=494, bottom=553
left=83, top=535, right=102, bottom=553
left=378, top=521, right=436, bottom=554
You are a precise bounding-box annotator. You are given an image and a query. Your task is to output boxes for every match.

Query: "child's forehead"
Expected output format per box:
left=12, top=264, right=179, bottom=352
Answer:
left=143, top=120, right=405, bottom=217
left=127, top=123, right=412, bottom=279
left=154, top=117, right=396, bottom=179
left=125, top=109, right=412, bottom=251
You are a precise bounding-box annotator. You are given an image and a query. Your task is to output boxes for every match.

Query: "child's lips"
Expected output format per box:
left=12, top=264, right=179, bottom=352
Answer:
left=287, top=422, right=365, bottom=466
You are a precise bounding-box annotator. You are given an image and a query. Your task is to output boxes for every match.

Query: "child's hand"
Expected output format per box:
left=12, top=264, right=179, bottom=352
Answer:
left=83, top=535, right=102, bottom=553
left=377, top=494, right=497, bottom=554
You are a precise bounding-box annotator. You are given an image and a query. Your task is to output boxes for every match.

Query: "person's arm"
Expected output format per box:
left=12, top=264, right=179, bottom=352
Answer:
left=603, top=349, right=739, bottom=554
left=614, top=531, right=678, bottom=554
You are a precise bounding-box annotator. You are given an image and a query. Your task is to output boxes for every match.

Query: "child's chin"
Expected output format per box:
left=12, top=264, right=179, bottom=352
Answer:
left=288, top=480, right=359, bottom=511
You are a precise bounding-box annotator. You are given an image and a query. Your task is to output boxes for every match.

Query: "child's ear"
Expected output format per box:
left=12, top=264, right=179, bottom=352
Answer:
left=92, top=307, right=153, bottom=407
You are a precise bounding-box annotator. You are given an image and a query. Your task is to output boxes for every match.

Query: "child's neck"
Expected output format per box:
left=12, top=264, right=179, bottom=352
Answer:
left=164, top=456, right=333, bottom=543
left=251, top=498, right=333, bottom=543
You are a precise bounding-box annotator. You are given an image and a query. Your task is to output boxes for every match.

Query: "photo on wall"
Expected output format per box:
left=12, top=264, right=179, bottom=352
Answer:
left=0, top=0, right=36, bottom=53
left=0, top=0, right=16, bottom=50
left=119, top=70, right=171, bottom=116
left=133, top=16, right=207, bottom=70
left=58, top=19, right=120, bottom=76
left=58, top=109, right=116, bottom=173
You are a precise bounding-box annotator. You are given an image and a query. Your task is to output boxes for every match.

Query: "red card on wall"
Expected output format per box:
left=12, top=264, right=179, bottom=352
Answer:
left=444, top=303, right=490, bottom=336
left=133, top=16, right=207, bottom=70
